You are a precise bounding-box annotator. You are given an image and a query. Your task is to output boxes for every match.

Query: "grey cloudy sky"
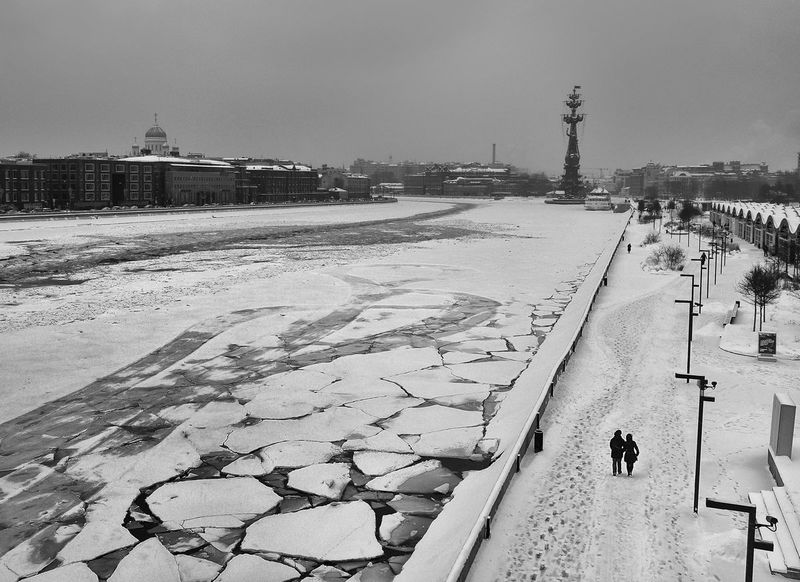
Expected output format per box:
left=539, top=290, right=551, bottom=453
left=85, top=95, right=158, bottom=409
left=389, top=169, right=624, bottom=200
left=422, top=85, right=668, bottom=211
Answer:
left=2, top=0, right=800, bottom=173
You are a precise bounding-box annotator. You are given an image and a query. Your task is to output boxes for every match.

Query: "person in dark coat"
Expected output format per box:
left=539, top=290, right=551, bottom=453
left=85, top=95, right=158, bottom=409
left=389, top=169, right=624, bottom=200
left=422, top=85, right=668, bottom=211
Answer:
left=627, top=243, right=632, bottom=253
left=609, top=429, right=625, bottom=476
left=624, top=433, right=640, bottom=477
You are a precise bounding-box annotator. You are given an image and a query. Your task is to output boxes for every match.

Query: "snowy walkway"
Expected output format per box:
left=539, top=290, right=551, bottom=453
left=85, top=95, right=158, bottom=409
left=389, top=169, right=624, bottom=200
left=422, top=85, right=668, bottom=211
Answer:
left=467, top=222, right=800, bottom=582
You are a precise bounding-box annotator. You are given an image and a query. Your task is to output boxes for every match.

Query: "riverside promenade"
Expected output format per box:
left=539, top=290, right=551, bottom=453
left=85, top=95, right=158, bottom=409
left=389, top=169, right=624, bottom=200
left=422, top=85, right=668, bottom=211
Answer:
left=466, top=220, right=800, bottom=582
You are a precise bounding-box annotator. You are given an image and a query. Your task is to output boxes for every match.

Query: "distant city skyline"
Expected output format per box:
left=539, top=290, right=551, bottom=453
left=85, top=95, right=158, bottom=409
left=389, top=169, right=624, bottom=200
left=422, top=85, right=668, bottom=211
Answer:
left=2, top=1, right=800, bottom=173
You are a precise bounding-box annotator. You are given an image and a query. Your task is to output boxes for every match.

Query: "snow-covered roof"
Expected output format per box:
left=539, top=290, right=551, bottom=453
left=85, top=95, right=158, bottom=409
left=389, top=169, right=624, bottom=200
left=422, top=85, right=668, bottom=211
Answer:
left=121, top=155, right=232, bottom=167
left=589, top=187, right=610, bottom=194
left=246, top=164, right=313, bottom=172
left=711, top=201, right=800, bottom=235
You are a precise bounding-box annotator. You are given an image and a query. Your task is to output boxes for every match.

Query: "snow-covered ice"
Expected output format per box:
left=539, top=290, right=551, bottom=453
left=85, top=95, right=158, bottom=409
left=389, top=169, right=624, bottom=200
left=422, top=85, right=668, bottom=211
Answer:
left=241, top=501, right=383, bottom=561
left=146, top=478, right=281, bottom=529
left=107, top=538, right=180, bottom=582
left=286, top=462, right=351, bottom=499
left=352, top=451, right=421, bottom=476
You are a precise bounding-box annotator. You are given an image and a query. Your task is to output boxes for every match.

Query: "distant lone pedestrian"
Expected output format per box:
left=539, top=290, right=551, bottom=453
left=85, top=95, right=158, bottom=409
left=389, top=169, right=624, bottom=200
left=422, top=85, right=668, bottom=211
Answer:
left=624, top=433, right=639, bottom=477
left=627, top=243, right=632, bottom=254
left=610, top=429, right=625, bottom=476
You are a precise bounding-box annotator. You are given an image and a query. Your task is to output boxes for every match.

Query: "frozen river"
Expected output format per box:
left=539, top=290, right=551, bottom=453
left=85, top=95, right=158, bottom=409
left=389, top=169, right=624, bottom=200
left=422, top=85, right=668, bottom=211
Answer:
left=0, top=198, right=627, bottom=581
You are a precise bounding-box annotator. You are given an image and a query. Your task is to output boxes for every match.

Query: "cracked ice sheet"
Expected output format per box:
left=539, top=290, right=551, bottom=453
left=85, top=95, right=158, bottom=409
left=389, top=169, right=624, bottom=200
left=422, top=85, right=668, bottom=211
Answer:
left=245, top=389, right=342, bottom=419
left=146, top=477, right=281, bottom=529
left=260, top=440, right=342, bottom=468
left=380, top=405, right=483, bottom=434
left=24, top=563, right=98, bottom=582
left=317, top=378, right=407, bottom=401
left=317, top=308, right=443, bottom=344
left=389, top=367, right=491, bottom=400
left=343, top=430, right=414, bottom=453
left=57, top=521, right=138, bottom=564
left=439, top=338, right=508, bottom=353
left=447, top=359, right=528, bottom=385
left=345, top=395, right=424, bottom=419
left=506, top=335, right=541, bottom=352
left=231, top=369, right=337, bottom=400
left=441, top=351, right=485, bottom=365
left=371, top=291, right=456, bottom=308
left=304, top=347, right=442, bottom=380
left=242, top=501, right=383, bottom=561
left=225, top=407, right=380, bottom=454
left=216, top=554, right=299, bottom=582
left=353, top=451, right=420, bottom=476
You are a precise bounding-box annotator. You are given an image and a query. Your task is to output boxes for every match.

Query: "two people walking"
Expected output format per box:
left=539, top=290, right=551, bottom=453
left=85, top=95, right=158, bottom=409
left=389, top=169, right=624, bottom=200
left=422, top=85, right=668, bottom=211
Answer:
left=609, top=429, right=639, bottom=477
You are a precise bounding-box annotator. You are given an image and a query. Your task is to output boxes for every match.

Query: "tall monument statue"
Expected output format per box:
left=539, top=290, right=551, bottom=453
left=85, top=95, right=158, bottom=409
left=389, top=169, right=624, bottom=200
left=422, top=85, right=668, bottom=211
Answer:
left=559, top=86, right=586, bottom=200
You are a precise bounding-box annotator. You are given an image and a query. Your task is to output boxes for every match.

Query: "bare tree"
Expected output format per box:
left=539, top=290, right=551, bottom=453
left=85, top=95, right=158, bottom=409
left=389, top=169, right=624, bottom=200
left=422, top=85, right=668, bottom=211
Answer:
left=736, top=263, right=782, bottom=331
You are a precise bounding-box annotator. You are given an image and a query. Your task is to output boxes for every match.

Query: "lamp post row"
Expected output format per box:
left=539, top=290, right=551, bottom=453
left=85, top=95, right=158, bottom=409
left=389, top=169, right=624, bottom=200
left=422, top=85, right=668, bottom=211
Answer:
left=678, top=219, right=776, bottom=582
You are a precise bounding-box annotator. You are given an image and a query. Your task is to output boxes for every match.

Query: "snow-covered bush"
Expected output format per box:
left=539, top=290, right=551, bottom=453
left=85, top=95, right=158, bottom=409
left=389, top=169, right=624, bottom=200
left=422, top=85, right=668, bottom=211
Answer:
left=641, top=232, right=661, bottom=246
left=645, top=243, right=686, bottom=271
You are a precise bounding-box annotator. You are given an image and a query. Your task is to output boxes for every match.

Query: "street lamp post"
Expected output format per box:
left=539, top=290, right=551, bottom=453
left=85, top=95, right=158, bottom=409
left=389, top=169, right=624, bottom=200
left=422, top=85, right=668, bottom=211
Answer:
left=675, top=294, right=698, bottom=378
left=701, top=249, right=711, bottom=299
left=675, top=373, right=716, bottom=513
left=690, top=253, right=707, bottom=312
left=705, top=498, right=776, bottom=582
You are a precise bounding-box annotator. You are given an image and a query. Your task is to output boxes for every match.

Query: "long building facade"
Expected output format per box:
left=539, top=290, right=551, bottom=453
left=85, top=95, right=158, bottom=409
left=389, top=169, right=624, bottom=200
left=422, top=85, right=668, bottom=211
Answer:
left=710, top=201, right=800, bottom=276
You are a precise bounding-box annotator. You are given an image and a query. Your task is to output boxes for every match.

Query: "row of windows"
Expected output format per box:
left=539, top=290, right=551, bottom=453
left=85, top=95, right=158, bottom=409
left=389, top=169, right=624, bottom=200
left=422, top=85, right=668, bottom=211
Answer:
left=3, top=191, right=47, bottom=203
left=2, top=183, right=46, bottom=191
left=1, top=171, right=47, bottom=180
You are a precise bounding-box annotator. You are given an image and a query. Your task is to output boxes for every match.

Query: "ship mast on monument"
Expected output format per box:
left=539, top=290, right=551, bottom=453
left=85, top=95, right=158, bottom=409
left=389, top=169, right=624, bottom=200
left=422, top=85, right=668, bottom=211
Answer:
left=557, top=85, right=586, bottom=202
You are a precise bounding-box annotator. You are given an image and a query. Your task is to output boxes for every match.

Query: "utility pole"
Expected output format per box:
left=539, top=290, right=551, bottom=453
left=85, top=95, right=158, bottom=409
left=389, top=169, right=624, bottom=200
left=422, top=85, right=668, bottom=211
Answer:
left=675, top=373, right=716, bottom=513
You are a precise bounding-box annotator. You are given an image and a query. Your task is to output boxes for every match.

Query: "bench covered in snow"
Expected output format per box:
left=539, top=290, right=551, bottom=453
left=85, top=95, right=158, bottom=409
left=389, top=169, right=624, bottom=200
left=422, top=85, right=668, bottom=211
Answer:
left=724, top=300, right=741, bottom=326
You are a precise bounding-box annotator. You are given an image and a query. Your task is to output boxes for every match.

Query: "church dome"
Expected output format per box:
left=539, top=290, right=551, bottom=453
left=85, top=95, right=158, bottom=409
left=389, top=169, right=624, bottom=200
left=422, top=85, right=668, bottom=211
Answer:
left=146, top=124, right=167, bottom=139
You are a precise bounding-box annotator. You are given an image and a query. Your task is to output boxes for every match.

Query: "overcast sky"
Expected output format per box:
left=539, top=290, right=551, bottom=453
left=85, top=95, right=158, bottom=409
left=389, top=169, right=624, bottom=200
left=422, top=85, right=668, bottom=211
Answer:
left=2, top=0, right=800, bottom=174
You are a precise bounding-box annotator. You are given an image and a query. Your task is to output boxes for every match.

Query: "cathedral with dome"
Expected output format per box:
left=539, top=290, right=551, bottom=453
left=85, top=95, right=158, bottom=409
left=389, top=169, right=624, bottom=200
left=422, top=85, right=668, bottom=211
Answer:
left=132, top=114, right=179, bottom=157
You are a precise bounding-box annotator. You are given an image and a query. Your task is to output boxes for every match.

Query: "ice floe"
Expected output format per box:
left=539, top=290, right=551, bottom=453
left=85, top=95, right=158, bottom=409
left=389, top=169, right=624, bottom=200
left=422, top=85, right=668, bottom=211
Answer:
left=108, top=538, right=180, bottom=582
left=447, top=359, right=527, bottom=384
left=23, top=563, right=98, bottom=582
left=57, top=521, right=138, bottom=564
left=287, top=463, right=351, bottom=499
left=259, top=440, right=341, bottom=468
left=305, top=347, right=441, bottom=379
left=506, top=335, right=541, bottom=352
left=174, top=554, right=223, bottom=582
left=317, top=378, right=407, bottom=401
left=241, top=501, right=383, bottom=561
left=441, top=351, right=486, bottom=365
left=379, top=404, right=483, bottom=434
left=352, top=451, right=421, bottom=476
left=146, top=477, right=281, bottom=529
left=225, top=407, right=379, bottom=454
left=221, top=454, right=274, bottom=476
left=342, top=430, right=414, bottom=453
left=344, top=395, right=423, bottom=419
left=216, top=554, right=299, bottom=581
left=244, top=389, right=336, bottom=420
left=439, top=338, right=508, bottom=353
left=365, top=460, right=461, bottom=494
left=388, top=367, right=491, bottom=400
left=0, top=524, right=80, bottom=578
left=405, top=426, right=484, bottom=458
left=231, top=369, right=336, bottom=400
